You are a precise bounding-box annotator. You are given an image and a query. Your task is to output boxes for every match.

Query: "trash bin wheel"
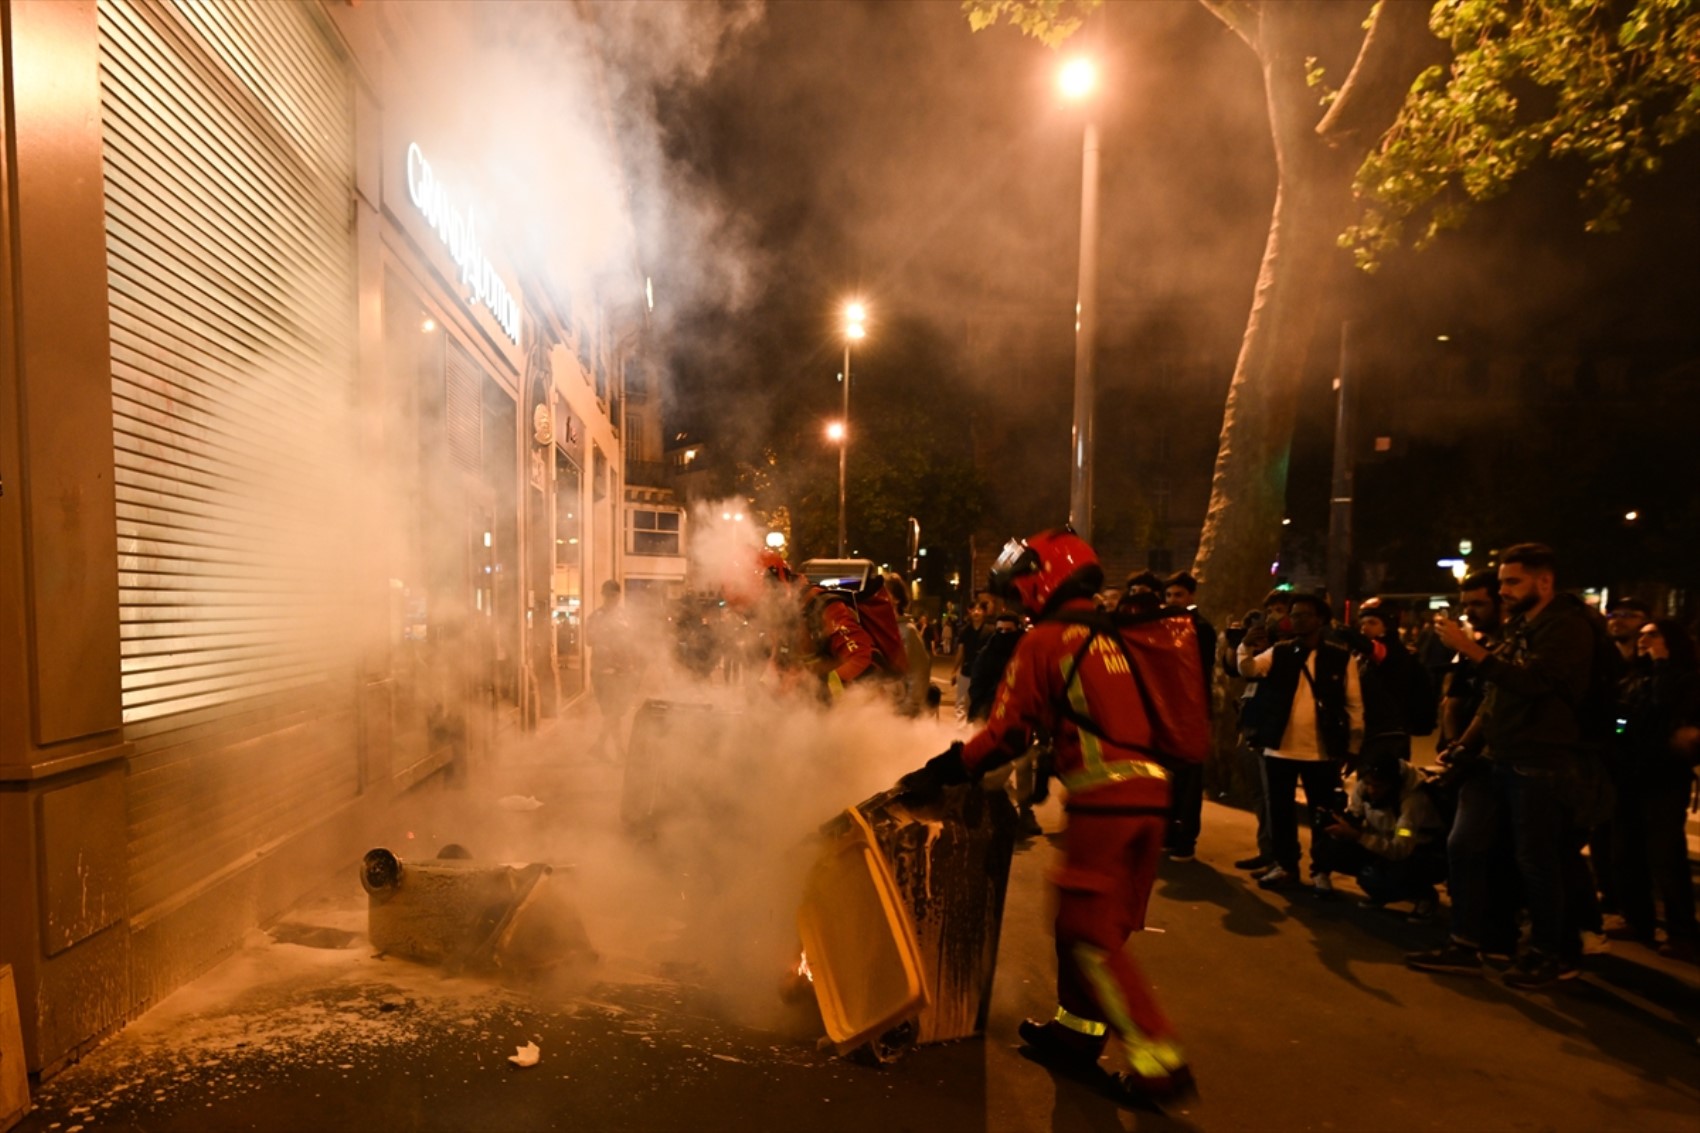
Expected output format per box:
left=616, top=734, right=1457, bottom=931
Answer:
left=852, top=1018, right=917, bottom=1067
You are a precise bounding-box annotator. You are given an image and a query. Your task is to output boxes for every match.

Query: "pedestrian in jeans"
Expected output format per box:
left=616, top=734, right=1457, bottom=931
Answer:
left=953, top=604, right=988, bottom=724
left=1235, top=592, right=1363, bottom=894
left=1409, top=543, right=1602, bottom=989
left=1224, top=591, right=1293, bottom=873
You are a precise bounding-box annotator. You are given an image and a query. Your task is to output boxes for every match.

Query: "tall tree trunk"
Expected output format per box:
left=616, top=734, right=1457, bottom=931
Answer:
left=1194, top=2, right=1354, bottom=625
left=1190, top=0, right=1439, bottom=798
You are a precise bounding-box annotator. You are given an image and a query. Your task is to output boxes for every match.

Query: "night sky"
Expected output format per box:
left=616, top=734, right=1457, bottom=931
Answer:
left=637, top=0, right=1699, bottom=590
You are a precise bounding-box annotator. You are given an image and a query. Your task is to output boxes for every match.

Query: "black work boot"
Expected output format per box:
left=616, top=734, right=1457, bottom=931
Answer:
left=1018, top=1018, right=1106, bottom=1070
left=1115, top=1062, right=1199, bottom=1103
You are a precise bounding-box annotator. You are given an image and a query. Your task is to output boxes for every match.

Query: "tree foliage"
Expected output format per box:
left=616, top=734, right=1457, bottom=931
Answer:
left=962, top=0, right=1103, bottom=48
left=1345, top=0, right=1700, bottom=269
left=967, top=0, right=1700, bottom=267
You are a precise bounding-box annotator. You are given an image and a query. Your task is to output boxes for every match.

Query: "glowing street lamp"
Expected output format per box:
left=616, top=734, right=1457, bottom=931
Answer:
left=765, top=530, right=787, bottom=550
left=825, top=420, right=846, bottom=442
left=838, top=301, right=866, bottom=556
left=1059, top=56, right=1101, bottom=542
left=1058, top=57, right=1097, bottom=100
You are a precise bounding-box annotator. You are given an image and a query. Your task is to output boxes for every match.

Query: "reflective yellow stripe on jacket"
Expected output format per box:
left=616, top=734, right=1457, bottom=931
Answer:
left=1057, top=648, right=1168, bottom=795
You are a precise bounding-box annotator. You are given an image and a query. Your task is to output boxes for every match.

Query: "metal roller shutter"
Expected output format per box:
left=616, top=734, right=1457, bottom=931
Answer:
left=97, top=0, right=360, bottom=915
left=445, top=341, right=483, bottom=476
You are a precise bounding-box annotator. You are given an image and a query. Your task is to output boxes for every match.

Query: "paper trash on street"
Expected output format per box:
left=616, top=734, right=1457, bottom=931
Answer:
left=509, top=1041, right=541, bottom=1067
left=497, top=795, right=544, bottom=812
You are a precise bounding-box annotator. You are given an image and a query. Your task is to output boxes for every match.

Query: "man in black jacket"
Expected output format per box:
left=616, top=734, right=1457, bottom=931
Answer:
left=1408, top=543, right=1603, bottom=989
left=1236, top=592, right=1364, bottom=893
left=952, top=604, right=988, bottom=724
left=1343, top=597, right=1431, bottom=744
left=968, top=610, right=1023, bottom=722
left=968, top=610, right=1043, bottom=837
left=1224, top=590, right=1293, bottom=873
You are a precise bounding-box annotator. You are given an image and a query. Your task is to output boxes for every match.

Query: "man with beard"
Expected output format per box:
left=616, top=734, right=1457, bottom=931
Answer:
left=1440, top=571, right=1503, bottom=746
left=1409, top=544, right=1605, bottom=989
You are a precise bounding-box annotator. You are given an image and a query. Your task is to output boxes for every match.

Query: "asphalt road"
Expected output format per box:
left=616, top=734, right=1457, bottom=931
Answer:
left=16, top=711, right=1700, bottom=1133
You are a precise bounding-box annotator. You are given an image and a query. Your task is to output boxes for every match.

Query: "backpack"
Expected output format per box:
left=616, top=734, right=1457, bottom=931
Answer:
left=1050, top=607, right=1212, bottom=768
left=808, top=584, right=909, bottom=678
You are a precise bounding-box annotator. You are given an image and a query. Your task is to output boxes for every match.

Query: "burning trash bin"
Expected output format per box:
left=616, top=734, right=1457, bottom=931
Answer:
left=796, top=781, right=1017, bottom=1062
left=360, top=847, right=594, bottom=977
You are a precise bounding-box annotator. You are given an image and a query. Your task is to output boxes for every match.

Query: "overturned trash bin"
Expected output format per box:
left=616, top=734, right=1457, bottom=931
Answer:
left=798, top=782, right=1017, bottom=1063
left=361, top=847, right=594, bottom=977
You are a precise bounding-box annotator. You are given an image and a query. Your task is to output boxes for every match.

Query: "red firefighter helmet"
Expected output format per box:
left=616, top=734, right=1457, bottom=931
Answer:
left=723, top=547, right=795, bottom=611
left=989, top=527, right=1102, bottom=617
left=758, top=549, right=795, bottom=584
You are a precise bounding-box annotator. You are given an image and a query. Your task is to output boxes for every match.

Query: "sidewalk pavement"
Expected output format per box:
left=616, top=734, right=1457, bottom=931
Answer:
left=14, top=735, right=1700, bottom=1133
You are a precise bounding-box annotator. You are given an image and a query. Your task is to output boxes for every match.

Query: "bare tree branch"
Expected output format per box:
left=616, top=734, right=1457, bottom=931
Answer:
left=1317, top=0, right=1447, bottom=147
left=1197, top=0, right=1260, bottom=50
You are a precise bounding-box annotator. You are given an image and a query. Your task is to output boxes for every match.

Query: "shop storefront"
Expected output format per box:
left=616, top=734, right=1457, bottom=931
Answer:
left=1, top=0, right=635, bottom=1075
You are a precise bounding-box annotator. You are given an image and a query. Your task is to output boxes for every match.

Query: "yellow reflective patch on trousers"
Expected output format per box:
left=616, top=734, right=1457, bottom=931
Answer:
left=1072, top=945, right=1139, bottom=1045
left=1073, top=944, right=1187, bottom=1078
left=1053, top=1006, right=1107, bottom=1037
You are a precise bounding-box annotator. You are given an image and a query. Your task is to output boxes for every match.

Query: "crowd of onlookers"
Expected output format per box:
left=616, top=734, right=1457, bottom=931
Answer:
left=602, top=539, right=1697, bottom=983
left=934, top=543, right=1699, bottom=984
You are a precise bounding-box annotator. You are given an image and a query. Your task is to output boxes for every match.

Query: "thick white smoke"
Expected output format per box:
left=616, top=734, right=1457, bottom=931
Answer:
left=392, top=492, right=965, bottom=1034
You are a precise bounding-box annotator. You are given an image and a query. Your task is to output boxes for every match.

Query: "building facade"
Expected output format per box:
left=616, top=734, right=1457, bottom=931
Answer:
left=1, top=0, right=651, bottom=1075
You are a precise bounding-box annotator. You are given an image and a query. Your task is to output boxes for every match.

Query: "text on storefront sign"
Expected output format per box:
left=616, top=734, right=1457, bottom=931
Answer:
left=406, top=142, right=522, bottom=345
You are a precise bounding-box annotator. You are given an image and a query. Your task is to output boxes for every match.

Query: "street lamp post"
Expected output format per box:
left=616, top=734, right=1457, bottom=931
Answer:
left=1060, top=57, right=1100, bottom=544
left=838, top=302, right=865, bottom=557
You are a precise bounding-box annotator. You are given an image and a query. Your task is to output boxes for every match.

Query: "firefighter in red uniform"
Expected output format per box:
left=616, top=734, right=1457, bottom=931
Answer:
left=750, top=551, right=876, bottom=697
left=902, top=529, right=1196, bottom=1100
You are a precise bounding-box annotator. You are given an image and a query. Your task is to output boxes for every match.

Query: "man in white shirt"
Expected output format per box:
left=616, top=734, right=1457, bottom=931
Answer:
left=1236, top=592, right=1364, bottom=893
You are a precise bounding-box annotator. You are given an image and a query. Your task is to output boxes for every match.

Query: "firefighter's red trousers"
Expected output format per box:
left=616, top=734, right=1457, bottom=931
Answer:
left=1052, top=810, right=1175, bottom=1045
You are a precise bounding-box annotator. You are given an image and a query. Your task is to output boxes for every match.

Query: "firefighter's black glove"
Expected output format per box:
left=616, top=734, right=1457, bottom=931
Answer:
left=898, top=742, right=971, bottom=801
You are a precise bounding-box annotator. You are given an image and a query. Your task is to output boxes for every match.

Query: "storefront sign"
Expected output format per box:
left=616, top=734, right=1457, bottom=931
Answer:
left=405, top=142, right=522, bottom=345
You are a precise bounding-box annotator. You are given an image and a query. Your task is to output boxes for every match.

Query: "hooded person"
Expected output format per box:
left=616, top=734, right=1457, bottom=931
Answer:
left=900, top=528, right=1198, bottom=1100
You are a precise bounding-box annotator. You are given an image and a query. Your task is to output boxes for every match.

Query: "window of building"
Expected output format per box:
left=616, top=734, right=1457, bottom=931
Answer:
left=631, top=508, right=682, bottom=555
